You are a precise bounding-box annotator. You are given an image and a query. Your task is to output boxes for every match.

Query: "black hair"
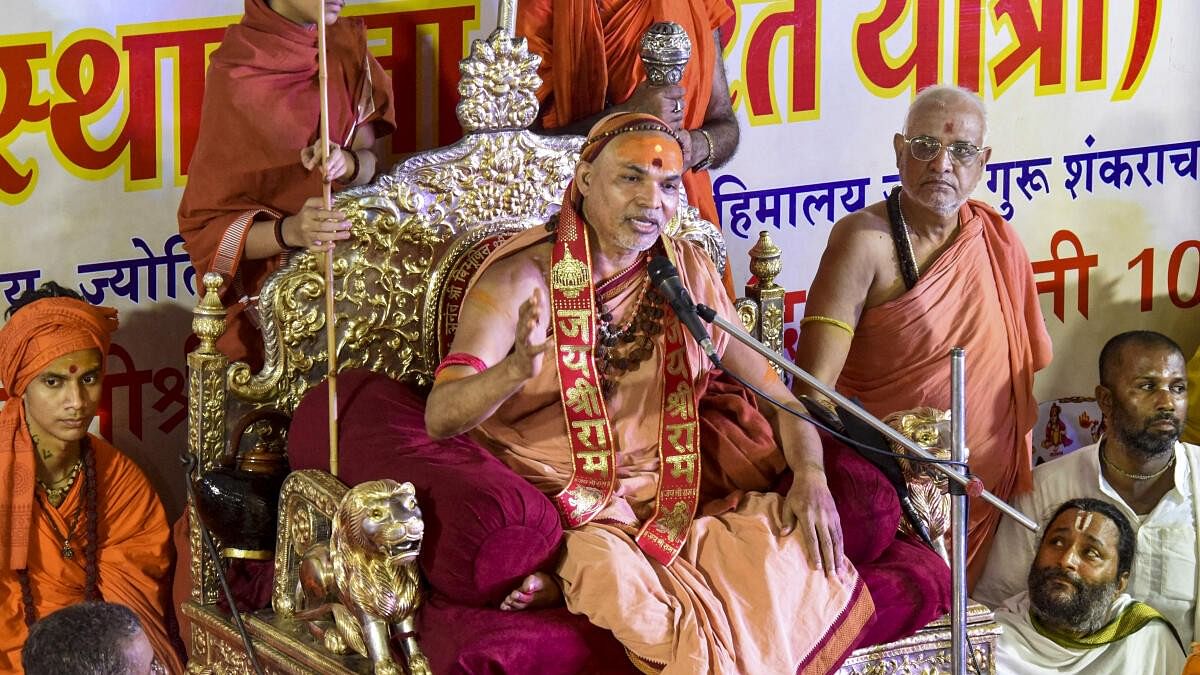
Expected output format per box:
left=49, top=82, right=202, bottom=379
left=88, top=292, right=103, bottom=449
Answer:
left=22, top=601, right=144, bottom=674
left=1098, top=330, right=1184, bottom=388
left=5, top=281, right=85, bottom=320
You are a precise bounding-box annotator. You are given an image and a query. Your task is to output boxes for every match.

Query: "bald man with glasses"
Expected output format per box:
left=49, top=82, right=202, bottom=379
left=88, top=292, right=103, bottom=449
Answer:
left=791, top=85, right=1053, bottom=589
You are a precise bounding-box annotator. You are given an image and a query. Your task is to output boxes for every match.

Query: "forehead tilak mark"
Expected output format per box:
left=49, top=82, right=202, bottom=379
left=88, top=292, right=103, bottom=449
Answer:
left=1073, top=511, right=1093, bottom=531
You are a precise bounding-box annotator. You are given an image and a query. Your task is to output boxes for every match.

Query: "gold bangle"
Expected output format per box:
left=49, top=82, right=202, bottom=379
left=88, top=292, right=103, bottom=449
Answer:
left=799, top=315, right=855, bottom=338
left=693, top=128, right=716, bottom=171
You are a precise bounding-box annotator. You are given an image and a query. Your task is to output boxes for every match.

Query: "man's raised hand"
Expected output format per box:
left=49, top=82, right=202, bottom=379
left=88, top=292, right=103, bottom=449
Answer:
left=509, top=288, right=551, bottom=380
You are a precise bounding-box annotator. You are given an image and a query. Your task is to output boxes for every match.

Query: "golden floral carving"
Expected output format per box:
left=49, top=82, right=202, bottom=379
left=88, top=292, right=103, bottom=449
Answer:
left=457, top=30, right=541, bottom=132
left=761, top=305, right=783, bottom=350
left=274, top=470, right=347, bottom=618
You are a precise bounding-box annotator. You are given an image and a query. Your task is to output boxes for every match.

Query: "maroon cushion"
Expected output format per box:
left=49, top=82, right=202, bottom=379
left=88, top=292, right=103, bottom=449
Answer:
left=855, top=534, right=951, bottom=646
left=821, top=429, right=903, bottom=565
left=772, top=429, right=903, bottom=565
left=288, top=369, right=563, bottom=607
left=417, top=594, right=633, bottom=675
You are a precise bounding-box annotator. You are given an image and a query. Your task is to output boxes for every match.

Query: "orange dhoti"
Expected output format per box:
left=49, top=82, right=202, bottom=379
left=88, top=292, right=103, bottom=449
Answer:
left=561, top=495, right=872, bottom=674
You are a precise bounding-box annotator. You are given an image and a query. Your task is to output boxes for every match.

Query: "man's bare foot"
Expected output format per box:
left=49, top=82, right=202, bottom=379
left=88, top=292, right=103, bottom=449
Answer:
left=499, top=572, right=563, bottom=611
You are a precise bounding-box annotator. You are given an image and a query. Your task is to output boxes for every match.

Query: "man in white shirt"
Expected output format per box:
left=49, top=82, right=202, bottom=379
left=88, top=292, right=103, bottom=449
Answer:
left=994, top=497, right=1185, bottom=674
left=977, top=330, right=1199, bottom=644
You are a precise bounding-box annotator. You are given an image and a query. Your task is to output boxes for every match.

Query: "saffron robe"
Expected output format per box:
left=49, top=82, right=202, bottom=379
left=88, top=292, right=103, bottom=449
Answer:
left=178, top=0, right=395, bottom=367
left=995, top=591, right=1185, bottom=675
left=0, top=435, right=182, bottom=674
left=837, top=200, right=1052, bottom=587
left=518, top=0, right=732, bottom=230
left=469, top=228, right=873, bottom=674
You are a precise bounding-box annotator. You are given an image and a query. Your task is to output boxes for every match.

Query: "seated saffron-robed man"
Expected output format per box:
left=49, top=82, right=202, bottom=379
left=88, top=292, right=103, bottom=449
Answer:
left=792, top=85, right=1052, bottom=588
left=0, top=283, right=182, bottom=673
left=423, top=112, right=883, bottom=674
left=994, top=498, right=1185, bottom=674
left=977, top=331, right=1199, bottom=645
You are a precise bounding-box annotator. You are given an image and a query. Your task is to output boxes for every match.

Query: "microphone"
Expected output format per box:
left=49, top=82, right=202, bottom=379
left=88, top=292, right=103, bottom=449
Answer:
left=648, top=256, right=721, bottom=366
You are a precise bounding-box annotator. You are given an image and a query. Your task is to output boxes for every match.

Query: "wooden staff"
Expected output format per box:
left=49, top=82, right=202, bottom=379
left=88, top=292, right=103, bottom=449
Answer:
left=317, top=0, right=339, bottom=477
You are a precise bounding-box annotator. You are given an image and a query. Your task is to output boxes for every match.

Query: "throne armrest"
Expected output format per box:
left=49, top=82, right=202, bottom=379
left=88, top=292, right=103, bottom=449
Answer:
left=838, top=603, right=999, bottom=673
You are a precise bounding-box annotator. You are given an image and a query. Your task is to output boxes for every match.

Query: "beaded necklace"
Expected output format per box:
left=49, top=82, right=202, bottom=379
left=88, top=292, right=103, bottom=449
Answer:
left=885, top=186, right=921, bottom=290
left=19, top=437, right=100, bottom=626
left=38, top=459, right=81, bottom=506
left=1100, top=442, right=1176, bottom=481
left=593, top=253, right=665, bottom=398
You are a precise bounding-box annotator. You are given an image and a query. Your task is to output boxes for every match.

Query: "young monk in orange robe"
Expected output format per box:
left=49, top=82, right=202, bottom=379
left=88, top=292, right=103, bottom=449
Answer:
left=0, top=286, right=183, bottom=673
left=179, top=0, right=395, bottom=368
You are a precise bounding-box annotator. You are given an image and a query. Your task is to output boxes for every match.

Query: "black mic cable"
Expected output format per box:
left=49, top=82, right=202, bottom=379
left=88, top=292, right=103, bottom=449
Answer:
left=692, top=303, right=970, bottom=471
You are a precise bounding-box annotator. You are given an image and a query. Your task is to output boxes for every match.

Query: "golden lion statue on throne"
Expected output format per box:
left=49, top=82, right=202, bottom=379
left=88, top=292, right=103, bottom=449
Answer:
left=884, top=407, right=954, bottom=564
left=295, top=479, right=431, bottom=675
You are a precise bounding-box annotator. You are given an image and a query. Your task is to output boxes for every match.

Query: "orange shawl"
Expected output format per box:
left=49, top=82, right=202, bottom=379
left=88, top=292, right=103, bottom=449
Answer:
left=178, top=0, right=395, bottom=366
left=519, top=0, right=733, bottom=227
left=837, top=200, right=1052, bottom=586
left=0, top=297, right=117, bottom=571
left=1185, top=644, right=1200, bottom=675
left=0, top=436, right=182, bottom=674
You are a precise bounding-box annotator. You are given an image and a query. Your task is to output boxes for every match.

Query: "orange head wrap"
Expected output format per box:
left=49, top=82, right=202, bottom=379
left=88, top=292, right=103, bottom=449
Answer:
left=579, top=111, right=682, bottom=163
left=0, top=297, right=118, bottom=569
left=569, top=112, right=683, bottom=207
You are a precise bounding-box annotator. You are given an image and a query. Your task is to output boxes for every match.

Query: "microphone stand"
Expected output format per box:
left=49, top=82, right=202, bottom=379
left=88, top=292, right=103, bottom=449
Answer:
left=695, top=304, right=1036, bottom=675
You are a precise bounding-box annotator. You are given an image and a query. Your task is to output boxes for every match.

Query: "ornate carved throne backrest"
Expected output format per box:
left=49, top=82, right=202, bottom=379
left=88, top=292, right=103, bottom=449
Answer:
left=223, top=32, right=572, bottom=421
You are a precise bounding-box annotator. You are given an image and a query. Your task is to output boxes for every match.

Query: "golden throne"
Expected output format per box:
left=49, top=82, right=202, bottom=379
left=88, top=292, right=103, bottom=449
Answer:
left=181, top=11, right=1000, bottom=675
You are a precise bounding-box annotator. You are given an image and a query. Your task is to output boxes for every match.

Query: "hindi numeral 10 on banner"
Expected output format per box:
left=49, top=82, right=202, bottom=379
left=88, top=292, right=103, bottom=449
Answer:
left=1127, top=241, right=1200, bottom=311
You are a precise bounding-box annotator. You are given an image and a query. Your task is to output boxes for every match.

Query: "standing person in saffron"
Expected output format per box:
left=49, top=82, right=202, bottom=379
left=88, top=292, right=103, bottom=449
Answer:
left=518, top=0, right=739, bottom=237
left=793, top=85, right=1052, bottom=588
left=426, top=113, right=873, bottom=674
left=0, top=283, right=182, bottom=674
left=179, top=0, right=396, bottom=368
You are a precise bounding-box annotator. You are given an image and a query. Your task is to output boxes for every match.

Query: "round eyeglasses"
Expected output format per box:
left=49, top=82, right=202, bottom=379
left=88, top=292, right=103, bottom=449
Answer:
left=903, top=135, right=987, bottom=165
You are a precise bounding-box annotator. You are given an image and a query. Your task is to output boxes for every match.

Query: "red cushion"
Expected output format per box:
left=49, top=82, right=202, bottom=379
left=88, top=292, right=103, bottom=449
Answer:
left=288, top=369, right=563, bottom=607
left=821, top=429, right=903, bottom=564
left=855, top=534, right=951, bottom=646
left=417, top=594, right=632, bottom=675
